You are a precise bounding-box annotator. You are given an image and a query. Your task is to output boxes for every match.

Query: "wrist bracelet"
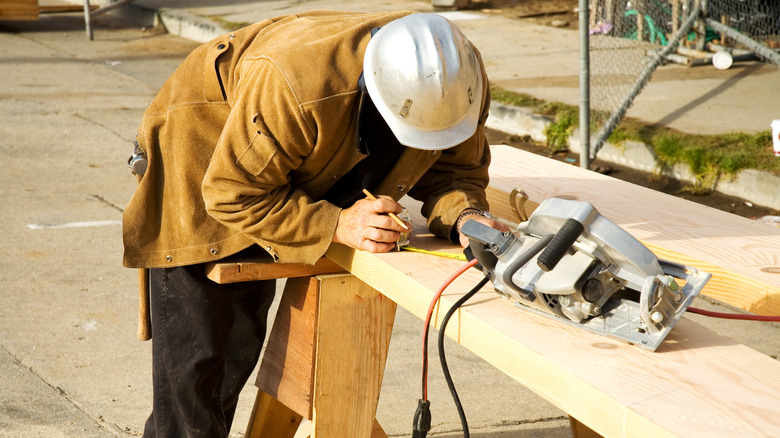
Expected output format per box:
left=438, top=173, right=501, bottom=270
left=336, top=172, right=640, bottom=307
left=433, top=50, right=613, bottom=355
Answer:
left=456, top=209, right=493, bottom=231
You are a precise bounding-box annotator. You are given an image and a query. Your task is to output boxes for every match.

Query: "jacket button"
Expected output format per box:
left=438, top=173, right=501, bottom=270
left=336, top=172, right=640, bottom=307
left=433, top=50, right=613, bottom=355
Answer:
left=397, top=185, right=406, bottom=192
left=210, top=248, right=218, bottom=255
left=165, top=255, right=173, bottom=262
left=217, top=43, right=226, bottom=50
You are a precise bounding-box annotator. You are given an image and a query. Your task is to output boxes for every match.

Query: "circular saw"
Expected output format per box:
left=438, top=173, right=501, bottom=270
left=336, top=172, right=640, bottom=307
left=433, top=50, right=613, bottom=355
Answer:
left=461, top=198, right=711, bottom=351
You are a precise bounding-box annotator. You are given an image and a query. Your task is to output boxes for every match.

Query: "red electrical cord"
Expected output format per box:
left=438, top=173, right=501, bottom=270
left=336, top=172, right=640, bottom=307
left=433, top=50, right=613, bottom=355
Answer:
left=421, top=258, right=479, bottom=402
left=687, top=307, right=780, bottom=322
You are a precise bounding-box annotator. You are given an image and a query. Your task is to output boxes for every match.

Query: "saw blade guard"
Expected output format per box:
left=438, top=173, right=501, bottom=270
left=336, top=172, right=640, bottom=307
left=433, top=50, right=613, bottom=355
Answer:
left=461, top=198, right=711, bottom=351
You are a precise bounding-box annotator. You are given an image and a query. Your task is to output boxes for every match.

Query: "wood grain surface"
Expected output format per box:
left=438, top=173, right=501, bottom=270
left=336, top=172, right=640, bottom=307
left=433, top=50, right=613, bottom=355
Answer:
left=486, top=145, right=780, bottom=316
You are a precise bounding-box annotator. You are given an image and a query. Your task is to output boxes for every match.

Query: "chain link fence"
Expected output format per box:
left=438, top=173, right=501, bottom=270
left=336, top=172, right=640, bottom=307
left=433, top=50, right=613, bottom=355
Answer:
left=587, top=0, right=780, bottom=157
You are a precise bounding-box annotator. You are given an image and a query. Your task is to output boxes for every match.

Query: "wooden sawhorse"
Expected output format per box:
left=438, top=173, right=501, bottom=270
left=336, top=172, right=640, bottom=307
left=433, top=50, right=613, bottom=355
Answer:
left=207, top=255, right=601, bottom=438
left=206, top=259, right=397, bottom=438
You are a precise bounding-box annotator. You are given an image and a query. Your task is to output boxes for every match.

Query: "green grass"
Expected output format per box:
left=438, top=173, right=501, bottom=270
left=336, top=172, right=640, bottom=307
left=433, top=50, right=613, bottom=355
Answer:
left=211, top=16, right=250, bottom=31
left=542, top=103, right=578, bottom=154
left=490, top=88, right=545, bottom=108
left=490, top=86, right=780, bottom=192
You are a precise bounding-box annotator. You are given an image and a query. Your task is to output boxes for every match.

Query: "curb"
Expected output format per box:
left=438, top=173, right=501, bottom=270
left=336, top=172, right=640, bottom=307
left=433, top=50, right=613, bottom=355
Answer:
left=487, top=103, right=780, bottom=211
left=112, top=1, right=230, bottom=43
left=155, top=9, right=230, bottom=43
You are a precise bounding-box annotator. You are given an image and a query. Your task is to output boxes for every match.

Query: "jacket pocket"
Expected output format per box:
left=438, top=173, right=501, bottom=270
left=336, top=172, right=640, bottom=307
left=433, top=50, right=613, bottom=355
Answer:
left=236, top=131, right=278, bottom=176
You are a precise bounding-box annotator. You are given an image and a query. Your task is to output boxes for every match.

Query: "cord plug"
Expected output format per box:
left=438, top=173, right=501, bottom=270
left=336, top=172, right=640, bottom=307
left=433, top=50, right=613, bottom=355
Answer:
left=412, top=399, right=431, bottom=438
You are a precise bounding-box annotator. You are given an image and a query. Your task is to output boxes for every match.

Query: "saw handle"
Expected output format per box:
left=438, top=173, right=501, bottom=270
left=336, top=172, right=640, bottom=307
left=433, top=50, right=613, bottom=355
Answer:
left=537, top=218, right=584, bottom=271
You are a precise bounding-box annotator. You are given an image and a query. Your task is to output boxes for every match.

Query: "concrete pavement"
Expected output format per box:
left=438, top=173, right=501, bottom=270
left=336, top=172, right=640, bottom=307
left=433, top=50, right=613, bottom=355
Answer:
left=0, top=2, right=779, bottom=437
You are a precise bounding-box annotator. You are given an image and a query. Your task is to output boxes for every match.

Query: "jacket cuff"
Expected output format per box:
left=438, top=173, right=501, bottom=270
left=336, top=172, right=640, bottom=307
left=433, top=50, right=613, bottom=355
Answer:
left=427, top=190, right=490, bottom=244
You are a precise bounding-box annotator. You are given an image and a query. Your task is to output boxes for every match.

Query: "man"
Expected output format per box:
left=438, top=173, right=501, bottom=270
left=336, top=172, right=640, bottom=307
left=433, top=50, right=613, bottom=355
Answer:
left=123, top=10, right=505, bottom=437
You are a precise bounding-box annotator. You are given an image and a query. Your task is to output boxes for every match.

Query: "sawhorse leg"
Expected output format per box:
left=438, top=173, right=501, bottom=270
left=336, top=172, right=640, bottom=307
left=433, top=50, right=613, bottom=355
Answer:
left=245, top=390, right=303, bottom=437
left=569, top=416, right=603, bottom=438
left=246, top=273, right=396, bottom=437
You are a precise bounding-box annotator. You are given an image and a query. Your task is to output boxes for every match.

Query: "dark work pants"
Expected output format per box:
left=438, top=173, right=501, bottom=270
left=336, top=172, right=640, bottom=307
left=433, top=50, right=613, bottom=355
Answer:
left=143, top=263, right=276, bottom=438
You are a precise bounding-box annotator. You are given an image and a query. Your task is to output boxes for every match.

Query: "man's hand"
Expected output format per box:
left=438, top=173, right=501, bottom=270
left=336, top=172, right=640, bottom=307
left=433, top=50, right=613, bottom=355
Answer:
left=333, top=196, right=410, bottom=253
left=457, top=214, right=510, bottom=248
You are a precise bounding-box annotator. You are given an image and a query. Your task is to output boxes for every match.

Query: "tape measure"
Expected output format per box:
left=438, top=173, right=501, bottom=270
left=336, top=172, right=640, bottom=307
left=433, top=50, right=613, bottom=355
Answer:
left=400, top=245, right=467, bottom=261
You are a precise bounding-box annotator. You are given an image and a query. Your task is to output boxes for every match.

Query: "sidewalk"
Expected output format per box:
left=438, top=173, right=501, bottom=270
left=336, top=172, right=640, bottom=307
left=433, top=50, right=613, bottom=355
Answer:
left=0, top=2, right=778, bottom=437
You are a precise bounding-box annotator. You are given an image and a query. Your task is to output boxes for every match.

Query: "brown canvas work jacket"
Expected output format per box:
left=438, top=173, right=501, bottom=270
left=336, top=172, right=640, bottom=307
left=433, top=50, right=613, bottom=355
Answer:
left=122, top=9, right=492, bottom=269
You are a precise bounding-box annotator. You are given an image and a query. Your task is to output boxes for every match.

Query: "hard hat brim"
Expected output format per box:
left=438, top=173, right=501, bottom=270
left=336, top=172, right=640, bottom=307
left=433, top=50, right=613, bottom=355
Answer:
left=362, top=15, right=484, bottom=151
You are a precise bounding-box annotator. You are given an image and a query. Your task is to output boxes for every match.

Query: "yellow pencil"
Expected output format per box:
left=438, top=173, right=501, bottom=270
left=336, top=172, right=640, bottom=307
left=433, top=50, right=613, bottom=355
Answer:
left=362, top=189, right=410, bottom=231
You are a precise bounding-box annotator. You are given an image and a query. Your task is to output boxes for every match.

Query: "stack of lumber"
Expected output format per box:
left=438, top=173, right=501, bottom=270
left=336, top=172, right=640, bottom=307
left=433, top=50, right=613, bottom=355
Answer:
left=0, top=0, right=38, bottom=20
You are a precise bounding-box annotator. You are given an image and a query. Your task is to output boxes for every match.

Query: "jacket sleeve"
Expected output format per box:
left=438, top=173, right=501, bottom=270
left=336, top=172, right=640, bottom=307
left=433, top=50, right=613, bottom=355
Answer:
left=408, top=80, right=492, bottom=243
left=201, top=59, right=342, bottom=265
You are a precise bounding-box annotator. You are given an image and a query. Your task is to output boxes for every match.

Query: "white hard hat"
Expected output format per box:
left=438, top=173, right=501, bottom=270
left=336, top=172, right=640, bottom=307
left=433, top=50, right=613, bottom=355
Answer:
left=363, top=13, right=484, bottom=150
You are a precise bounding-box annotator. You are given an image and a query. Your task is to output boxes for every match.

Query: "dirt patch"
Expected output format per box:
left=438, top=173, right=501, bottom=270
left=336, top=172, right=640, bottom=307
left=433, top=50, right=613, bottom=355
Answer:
left=486, top=128, right=779, bottom=220
left=465, top=0, right=580, bottom=28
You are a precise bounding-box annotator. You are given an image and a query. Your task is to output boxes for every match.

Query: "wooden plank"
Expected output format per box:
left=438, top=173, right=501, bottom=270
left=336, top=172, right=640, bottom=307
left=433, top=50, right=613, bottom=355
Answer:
left=255, top=273, right=396, bottom=435
left=324, top=241, right=780, bottom=437
left=0, top=0, right=38, bottom=20
left=39, top=4, right=97, bottom=13
left=245, top=390, right=303, bottom=438
left=206, top=256, right=344, bottom=284
left=370, top=420, right=388, bottom=438
left=255, top=277, right=319, bottom=418
left=486, top=145, right=780, bottom=315
left=312, top=274, right=396, bottom=438
left=569, top=416, right=603, bottom=438
left=292, top=419, right=388, bottom=438
left=486, top=185, right=538, bottom=223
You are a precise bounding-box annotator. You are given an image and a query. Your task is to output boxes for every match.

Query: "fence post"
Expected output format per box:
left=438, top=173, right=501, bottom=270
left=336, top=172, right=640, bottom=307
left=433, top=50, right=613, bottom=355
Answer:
left=579, top=0, right=591, bottom=169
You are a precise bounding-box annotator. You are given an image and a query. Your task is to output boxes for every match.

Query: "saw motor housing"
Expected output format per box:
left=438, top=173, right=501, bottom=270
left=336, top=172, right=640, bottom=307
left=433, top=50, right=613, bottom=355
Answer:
left=462, top=198, right=711, bottom=351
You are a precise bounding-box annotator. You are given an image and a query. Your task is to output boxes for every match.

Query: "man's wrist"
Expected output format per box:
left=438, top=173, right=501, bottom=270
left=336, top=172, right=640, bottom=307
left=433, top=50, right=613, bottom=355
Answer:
left=456, top=209, right=494, bottom=232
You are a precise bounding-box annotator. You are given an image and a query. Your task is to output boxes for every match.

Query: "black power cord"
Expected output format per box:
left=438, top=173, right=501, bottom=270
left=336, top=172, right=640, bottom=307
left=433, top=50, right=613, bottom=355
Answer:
left=414, top=259, right=482, bottom=438
left=431, top=232, right=555, bottom=437
left=436, top=276, right=489, bottom=438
